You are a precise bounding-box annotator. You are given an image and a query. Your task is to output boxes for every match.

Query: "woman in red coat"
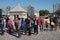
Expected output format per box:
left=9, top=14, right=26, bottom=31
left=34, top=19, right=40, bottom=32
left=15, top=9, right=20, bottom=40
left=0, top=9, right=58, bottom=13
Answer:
left=38, top=17, right=43, bottom=32
left=38, top=18, right=41, bottom=27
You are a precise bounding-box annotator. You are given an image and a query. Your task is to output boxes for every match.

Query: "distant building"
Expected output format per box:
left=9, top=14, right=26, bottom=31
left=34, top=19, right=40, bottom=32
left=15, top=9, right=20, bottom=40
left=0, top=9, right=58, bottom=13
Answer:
left=8, top=6, right=27, bottom=20
left=27, top=4, right=34, bottom=18
left=1, top=5, right=39, bottom=20
left=0, top=9, right=2, bottom=16
left=53, top=3, right=60, bottom=12
left=53, top=3, right=60, bottom=18
left=0, top=9, right=7, bottom=16
left=2, top=10, right=6, bottom=15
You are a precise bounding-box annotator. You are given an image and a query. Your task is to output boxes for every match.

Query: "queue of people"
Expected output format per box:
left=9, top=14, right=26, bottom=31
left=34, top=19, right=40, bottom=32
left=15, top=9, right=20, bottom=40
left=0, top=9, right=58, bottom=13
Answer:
left=0, top=15, right=58, bottom=38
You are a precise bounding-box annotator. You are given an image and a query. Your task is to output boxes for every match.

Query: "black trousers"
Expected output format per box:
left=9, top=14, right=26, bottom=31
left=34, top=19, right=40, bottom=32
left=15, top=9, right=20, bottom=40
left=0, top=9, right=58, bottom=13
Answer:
left=50, top=25, right=53, bottom=31
left=15, top=23, right=18, bottom=32
left=34, top=25, right=38, bottom=34
left=28, top=28, right=31, bottom=35
left=0, top=24, right=4, bottom=35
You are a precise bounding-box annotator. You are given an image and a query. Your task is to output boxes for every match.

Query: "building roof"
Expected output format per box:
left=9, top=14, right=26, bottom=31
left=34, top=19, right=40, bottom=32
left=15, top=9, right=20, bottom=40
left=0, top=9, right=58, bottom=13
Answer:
left=9, top=6, right=27, bottom=12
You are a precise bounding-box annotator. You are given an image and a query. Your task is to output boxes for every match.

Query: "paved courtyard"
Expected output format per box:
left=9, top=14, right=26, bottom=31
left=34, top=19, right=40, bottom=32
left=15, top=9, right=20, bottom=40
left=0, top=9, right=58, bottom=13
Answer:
left=0, top=27, right=60, bottom=40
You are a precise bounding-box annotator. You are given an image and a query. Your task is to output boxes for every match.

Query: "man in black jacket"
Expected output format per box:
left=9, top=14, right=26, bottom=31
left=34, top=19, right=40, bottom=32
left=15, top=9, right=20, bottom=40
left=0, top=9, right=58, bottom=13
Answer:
left=33, top=17, right=38, bottom=34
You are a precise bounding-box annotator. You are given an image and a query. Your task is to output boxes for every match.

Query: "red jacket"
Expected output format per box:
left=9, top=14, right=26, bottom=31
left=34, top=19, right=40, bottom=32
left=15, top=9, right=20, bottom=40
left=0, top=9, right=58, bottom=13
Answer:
left=38, top=18, right=41, bottom=27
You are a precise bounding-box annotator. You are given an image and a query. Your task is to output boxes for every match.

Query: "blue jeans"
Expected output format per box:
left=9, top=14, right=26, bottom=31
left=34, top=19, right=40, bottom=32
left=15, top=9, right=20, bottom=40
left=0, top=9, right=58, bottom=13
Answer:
left=40, top=25, right=43, bottom=32
left=0, top=24, right=4, bottom=34
left=21, top=26, right=24, bottom=32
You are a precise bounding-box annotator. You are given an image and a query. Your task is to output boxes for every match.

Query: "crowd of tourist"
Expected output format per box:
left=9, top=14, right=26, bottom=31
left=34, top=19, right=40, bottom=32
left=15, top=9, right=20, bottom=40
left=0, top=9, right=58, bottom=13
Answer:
left=0, top=15, right=58, bottom=38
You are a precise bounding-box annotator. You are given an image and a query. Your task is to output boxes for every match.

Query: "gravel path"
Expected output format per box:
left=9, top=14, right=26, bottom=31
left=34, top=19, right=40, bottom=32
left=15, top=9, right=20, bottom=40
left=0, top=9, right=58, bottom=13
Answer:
left=0, top=27, right=60, bottom=40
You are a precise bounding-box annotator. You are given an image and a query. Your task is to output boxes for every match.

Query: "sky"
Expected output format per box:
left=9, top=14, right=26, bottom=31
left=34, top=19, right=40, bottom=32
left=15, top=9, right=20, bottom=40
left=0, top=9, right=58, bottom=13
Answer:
left=0, top=0, right=60, bottom=13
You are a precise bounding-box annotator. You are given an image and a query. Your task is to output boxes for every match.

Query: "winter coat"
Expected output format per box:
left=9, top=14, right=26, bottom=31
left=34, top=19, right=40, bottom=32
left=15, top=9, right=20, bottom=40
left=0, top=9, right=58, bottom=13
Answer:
left=7, top=19, right=13, bottom=30
left=38, top=18, right=41, bottom=26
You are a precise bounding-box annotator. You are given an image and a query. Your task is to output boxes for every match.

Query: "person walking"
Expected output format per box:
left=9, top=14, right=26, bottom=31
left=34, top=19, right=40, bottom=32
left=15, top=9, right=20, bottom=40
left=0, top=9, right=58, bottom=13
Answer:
left=0, top=16, right=4, bottom=35
left=14, top=17, right=19, bottom=36
left=26, top=16, right=32, bottom=36
left=21, top=18, right=26, bottom=34
left=33, top=17, right=38, bottom=34
left=2, top=17, right=6, bottom=32
left=45, top=17, right=50, bottom=31
left=7, top=17, right=13, bottom=34
left=39, top=16, right=44, bottom=32
left=50, top=16, right=54, bottom=31
left=53, top=16, right=58, bottom=31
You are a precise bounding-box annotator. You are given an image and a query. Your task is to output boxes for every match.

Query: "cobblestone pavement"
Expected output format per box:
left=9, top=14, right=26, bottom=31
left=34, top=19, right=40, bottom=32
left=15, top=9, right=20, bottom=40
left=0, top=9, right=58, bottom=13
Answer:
left=0, top=27, right=60, bottom=40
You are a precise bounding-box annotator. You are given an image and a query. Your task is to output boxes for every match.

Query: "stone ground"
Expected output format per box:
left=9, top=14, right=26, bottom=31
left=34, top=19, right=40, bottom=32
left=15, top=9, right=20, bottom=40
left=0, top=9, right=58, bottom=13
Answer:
left=0, top=27, right=60, bottom=40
